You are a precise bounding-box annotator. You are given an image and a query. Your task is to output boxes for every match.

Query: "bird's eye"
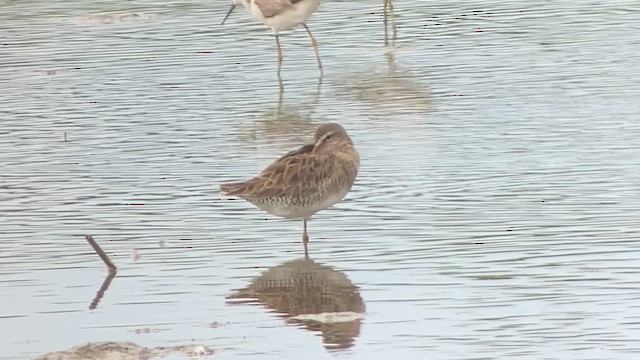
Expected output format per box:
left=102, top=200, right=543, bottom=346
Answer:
left=324, top=135, right=332, bottom=141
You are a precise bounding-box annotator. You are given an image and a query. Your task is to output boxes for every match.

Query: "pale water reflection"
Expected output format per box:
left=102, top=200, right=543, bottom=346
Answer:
left=238, top=79, right=323, bottom=148
left=227, top=258, right=365, bottom=351
left=332, top=51, right=433, bottom=115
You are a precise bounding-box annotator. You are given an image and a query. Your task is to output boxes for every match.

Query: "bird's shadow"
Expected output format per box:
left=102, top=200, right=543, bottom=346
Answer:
left=226, top=257, right=365, bottom=351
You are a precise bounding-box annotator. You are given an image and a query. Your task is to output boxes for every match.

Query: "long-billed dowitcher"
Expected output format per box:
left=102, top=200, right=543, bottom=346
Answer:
left=220, top=123, right=359, bottom=256
left=221, top=0, right=323, bottom=77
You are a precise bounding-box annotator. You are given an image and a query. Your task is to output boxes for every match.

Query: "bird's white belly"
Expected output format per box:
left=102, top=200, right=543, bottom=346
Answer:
left=249, top=0, right=321, bottom=32
left=256, top=189, right=348, bottom=220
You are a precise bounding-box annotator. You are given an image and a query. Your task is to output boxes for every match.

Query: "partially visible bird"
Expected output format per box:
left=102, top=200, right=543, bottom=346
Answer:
left=221, top=0, right=323, bottom=77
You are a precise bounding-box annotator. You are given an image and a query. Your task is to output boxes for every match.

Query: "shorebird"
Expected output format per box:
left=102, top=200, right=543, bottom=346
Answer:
left=220, top=123, right=359, bottom=256
left=221, top=0, right=323, bottom=77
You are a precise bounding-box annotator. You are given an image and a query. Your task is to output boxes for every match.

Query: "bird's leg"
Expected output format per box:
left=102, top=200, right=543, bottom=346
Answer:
left=383, top=0, right=397, bottom=45
left=303, top=24, right=323, bottom=76
left=275, top=32, right=283, bottom=78
left=389, top=0, right=397, bottom=42
left=383, top=0, right=389, bottom=45
left=277, top=76, right=284, bottom=112
left=303, top=219, right=310, bottom=259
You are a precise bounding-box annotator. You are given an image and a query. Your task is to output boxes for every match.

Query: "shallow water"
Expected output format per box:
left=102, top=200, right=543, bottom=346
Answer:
left=2, top=0, right=640, bottom=359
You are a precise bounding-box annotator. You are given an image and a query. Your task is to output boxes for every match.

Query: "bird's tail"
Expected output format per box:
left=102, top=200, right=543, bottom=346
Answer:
left=219, top=182, right=248, bottom=197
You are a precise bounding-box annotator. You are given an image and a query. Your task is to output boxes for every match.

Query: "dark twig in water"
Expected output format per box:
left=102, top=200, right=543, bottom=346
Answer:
left=85, top=235, right=117, bottom=271
left=64, top=132, right=67, bottom=142
left=85, top=235, right=117, bottom=309
left=89, top=271, right=117, bottom=310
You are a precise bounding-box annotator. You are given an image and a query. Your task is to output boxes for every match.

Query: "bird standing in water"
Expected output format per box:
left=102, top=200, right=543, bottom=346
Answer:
left=220, top=123, right=359, bottom=257
left=221, top=0, right=323, bottom=77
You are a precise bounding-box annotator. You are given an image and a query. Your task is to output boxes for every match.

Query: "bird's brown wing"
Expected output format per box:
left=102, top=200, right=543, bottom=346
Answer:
left=221, top=144, right=333, bottom=200
left=264, top=144, right=314, bottom=171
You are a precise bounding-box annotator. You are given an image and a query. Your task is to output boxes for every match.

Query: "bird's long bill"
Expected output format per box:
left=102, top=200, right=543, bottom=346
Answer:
left=221, top=4, right=236, bottom=25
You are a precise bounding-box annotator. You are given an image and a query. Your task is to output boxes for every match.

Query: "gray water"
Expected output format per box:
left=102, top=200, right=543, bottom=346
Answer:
left=2, top=0, right=640, bottom=359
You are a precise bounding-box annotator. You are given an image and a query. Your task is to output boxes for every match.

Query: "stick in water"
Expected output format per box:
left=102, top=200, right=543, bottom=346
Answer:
left=85, top=235, right=117, bottom=271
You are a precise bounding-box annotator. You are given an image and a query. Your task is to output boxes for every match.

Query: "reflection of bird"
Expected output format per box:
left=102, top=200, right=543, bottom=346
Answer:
left=221, top=0, right=323, bottom=77
left=240, top=79, right=322, bottom=148
left=221, top=123, right=359, bottom=257
left=334, top=52, right=432, bottom=115
left=227, top=258, right=365, bottom=350
left=383, top=0, right=396, bottom=45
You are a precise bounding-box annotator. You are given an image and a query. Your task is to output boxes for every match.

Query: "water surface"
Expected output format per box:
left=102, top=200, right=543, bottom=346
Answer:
left=2, top=0, right=640, bottom=359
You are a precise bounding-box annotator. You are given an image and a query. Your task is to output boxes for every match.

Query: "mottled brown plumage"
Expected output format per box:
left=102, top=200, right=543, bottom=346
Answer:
left=221, top=123, right=359, bottom=256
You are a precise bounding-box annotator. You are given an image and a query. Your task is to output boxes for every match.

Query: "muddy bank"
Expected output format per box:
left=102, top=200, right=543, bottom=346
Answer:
left=36, top=341, right=216, bottom=360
